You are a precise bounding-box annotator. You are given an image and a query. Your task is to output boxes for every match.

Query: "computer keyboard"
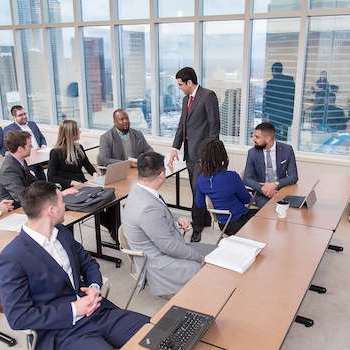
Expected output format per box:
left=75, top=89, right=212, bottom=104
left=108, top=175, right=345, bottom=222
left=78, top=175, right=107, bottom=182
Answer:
left=140, top=306, right=214, bottom=350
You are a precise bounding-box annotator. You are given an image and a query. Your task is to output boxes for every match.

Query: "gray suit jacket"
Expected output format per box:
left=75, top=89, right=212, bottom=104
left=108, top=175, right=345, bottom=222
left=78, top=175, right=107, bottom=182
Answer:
left=97, top=127, right=153, bottom=166
left=0, top=154, right=37, bottom=205
left=122, top=185, right=214, bottom=297
left=172, top=86, right=220, bottom=163
left=243, top=142, right=298, bottom=207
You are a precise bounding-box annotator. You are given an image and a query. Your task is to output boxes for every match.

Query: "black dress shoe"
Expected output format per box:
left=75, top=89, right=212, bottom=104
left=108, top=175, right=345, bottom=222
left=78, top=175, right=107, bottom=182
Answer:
left=191, top=231, right=202, bottom=242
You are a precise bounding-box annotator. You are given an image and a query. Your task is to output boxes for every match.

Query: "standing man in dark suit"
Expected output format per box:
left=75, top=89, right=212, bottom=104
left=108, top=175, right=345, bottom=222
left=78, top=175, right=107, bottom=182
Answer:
left=243, top=122, right=298, bottom=208
left=0, top=127, right=4, bottom=156
left=168, top=67, right=220, bottom=242
left=0, top=181, right=149, bottom=350
left=263, top=62, right=295, bottom=142
left=4, top=105, right=47, bottom=180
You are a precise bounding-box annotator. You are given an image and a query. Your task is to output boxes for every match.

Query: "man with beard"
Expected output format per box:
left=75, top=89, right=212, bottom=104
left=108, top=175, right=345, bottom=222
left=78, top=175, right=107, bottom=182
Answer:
left=243, top=122, right=298, bottom=208
left=97, top=109, right=153, bottom=168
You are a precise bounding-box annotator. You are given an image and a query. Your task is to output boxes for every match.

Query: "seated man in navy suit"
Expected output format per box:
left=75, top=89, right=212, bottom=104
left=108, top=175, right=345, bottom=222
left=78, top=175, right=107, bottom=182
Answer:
left=0, top=182, right=149, bottom=350
left=0, top=127, right=4, bottom=156
left=243, top=122, right=298, bottom=208
left=4, top=105, right=47, bottom=180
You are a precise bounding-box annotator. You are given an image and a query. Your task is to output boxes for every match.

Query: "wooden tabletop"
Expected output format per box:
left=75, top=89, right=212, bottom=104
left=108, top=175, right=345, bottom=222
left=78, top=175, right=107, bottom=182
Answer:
left=151, top=264, right=238, bottom=324
left=257, top=172, right=350, bottom=231
left=121, top=323, right=219, bottom=350
left=0, top=230, right=17, bottom=252
left=202, top=217, right=333, bottom=350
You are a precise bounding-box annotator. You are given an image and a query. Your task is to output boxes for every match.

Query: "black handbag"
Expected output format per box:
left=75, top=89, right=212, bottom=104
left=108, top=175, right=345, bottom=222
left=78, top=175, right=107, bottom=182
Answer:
left=63, top=186, right=116, bottom=212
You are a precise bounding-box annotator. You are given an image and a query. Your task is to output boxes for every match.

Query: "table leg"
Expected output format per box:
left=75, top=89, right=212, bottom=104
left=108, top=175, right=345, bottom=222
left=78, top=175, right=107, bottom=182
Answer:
left=0, top=332, right=17, bottom=347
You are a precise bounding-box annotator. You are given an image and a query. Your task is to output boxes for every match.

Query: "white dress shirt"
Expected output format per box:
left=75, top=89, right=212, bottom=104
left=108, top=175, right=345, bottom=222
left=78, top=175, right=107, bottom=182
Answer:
left=190, top=84, right=199, bottom=99
left=16, top=122, right=39, bottom=149
left=263, top=141, right=277, bottom=174
left=22, top=225, right=99, bottom=325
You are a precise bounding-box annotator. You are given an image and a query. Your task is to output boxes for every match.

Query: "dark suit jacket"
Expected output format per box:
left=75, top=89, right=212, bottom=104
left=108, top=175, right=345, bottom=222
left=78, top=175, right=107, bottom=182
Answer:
left=0, top=153, right=36, bottom=205
left=48, top=145, right=95, bottom=190
left=97, top=127, right=153, bottom=166
left=243, top=142, right=298, bottom=204
left=4, top=121, right=47, bottom=149
left=172, top=86, right=220, bottom=162
left=0, top=127, right=4, bottom=156
left=0, top=225, right=116, bottom=349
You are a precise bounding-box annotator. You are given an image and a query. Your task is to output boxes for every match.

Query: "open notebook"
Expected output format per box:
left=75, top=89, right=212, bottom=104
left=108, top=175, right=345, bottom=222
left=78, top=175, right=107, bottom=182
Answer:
left=205, top=236, right=266, bottom=273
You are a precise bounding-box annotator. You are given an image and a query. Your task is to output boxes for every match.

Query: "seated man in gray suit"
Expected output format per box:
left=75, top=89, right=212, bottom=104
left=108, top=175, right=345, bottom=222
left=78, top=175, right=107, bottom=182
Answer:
left=243, top=122, right=298, bottom=208
left=97, top=109, right=153, bottom=167
left=123, top=152, right=214, bottom=297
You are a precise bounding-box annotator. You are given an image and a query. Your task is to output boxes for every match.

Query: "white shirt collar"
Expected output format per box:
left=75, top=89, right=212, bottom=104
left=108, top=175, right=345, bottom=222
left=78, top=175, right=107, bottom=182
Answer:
left=137, top=182, right=160, bottom=199
left=15, top=121, right=28, bottom=128
left=23, top=224, right=59, bottom=247
left=264, top=141, right=276, bottom=153
left=190, top=85, right=199, bottom=98
left=10, top=152, right=25, bottom=167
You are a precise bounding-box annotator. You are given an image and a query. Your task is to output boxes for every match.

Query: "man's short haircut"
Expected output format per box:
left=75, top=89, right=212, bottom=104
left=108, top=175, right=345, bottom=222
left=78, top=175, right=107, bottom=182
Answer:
left=22, top=181, right=58, bottom=219
left=137, top=151, right=165, bottom=179
left=10, top=105, right=24, bottom=117
left=255, top=122, right=276, bottom=136
left=175, top=67, right=198, bottom=85
left=271, top=62, right=283, bottom=74
left=5, top=131, right=31, bottom=153
left=113, top=108, right=128, bottom=120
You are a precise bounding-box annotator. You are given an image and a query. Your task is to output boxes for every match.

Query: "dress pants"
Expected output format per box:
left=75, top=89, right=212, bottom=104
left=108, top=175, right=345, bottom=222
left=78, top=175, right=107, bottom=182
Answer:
left=186, top=161, right=211, bottom=233
left=53, top=307, right=149, bottom=350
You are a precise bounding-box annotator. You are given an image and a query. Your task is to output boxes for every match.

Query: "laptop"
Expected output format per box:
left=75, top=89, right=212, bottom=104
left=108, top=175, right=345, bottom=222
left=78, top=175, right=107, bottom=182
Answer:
left=90, top=160, right=130, bottom=186
left=139, top=289, right=234, bottom=350
left=283, top=179, right=320, bottom=209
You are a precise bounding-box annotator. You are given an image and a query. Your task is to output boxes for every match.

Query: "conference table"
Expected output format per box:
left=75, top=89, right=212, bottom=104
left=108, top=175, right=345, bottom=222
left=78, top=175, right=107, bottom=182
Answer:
left=256, top=172, right=350, bottom=232
left=123, top=171, right=350, bottom=350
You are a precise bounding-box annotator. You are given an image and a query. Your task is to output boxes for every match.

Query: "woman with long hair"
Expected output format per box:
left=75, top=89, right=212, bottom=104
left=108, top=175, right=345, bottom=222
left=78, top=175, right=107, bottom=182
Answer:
left=48, top=120, right=96, bottom=189
left=196, top=139, right=258, bottom=235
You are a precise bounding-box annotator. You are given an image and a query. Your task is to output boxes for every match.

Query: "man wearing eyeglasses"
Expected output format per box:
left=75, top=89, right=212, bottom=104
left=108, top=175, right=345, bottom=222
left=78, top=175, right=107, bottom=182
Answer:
left=4, top=105, right=47, bottom=180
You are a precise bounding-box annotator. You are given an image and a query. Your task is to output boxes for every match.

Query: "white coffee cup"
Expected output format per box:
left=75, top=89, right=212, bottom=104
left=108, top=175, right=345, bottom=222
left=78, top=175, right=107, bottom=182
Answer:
left=276, top=200, right=290, bottom=219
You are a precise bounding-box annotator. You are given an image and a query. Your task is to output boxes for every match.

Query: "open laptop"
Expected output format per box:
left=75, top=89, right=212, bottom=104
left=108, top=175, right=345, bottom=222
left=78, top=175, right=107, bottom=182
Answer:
left=90, top=160, right=130, bottom=186
left=283, top=179, right=320, bottom=209
left=139, top=289, right=234, bottom=350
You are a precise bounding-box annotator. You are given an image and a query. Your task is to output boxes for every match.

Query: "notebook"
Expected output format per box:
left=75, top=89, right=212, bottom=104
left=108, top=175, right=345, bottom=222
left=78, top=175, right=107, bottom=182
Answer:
left=205, top=236, right=266, bottom=273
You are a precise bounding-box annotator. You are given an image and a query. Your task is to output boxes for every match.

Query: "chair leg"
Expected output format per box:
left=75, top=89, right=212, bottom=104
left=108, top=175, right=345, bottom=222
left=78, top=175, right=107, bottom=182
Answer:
left=125, top=260, right=147, bottom=310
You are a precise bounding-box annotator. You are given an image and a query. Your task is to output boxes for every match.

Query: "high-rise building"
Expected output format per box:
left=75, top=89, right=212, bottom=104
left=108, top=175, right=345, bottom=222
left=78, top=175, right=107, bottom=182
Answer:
left=220, top=88, right=241, bottom=137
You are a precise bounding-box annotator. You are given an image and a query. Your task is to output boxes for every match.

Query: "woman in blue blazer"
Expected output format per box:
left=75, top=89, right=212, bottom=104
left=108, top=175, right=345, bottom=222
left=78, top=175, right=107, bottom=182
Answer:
left=196, top=139, right=258, bottom=235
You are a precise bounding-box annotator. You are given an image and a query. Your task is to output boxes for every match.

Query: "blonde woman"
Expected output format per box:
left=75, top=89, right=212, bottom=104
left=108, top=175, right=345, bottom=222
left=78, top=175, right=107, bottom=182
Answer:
left=48, top=120, right=116, bottom=238
left=48, top=120, right=96, bottom=189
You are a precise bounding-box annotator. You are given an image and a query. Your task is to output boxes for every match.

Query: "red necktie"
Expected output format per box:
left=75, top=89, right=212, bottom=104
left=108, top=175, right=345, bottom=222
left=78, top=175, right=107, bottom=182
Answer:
left=187, top=95, right=194, bottom=112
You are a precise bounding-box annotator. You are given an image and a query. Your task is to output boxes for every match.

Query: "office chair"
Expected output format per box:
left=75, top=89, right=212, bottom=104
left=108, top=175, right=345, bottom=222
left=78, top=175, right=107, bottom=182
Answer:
left=24, top=276, right=111, bottom=350
left=205, top=196, right=232, bottom=244
left=118, top=226, right=147, bottom=310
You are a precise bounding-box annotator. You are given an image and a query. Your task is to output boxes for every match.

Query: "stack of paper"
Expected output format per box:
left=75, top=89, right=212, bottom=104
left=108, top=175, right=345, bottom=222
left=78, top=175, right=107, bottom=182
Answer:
left=0, top=213, right=27, bottom=231
left=205, top=236, right=266, bottom=273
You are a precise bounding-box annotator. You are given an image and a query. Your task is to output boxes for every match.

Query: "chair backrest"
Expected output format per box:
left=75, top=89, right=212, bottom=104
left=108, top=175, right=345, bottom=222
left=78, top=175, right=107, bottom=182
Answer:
left=118, top=225, right=130, bottom=251
left=206, top=195, right=218, bottom=224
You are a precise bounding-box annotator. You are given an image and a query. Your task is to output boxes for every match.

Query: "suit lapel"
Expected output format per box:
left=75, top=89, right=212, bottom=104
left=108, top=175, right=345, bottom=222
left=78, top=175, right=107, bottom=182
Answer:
left=275, top=142, right=283, bottom=178
left=12, top=123, right=21, bottom=131
left=257, top=149, right=266, bottom=181
left=20, top=229, right=76, bottom=291
left=187, top=86, right=202, bottom=120
left=57, top=231, right=80, bottom=292
left=112, top=128, right=126, bottom=159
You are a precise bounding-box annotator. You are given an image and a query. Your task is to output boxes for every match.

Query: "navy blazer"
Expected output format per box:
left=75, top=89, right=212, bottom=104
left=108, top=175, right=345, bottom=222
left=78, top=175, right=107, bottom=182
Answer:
left=243, top=141, right=298, bottom=193
left=4, top=121, right=47, bottom=148
left=0, top=127, right=4, bottom=156
left=0, top=225, right=115, bottom=348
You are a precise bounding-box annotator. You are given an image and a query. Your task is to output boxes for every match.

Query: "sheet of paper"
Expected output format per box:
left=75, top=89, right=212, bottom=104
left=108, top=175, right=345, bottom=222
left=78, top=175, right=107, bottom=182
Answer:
left=0, top=213, right=27, bottom=231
